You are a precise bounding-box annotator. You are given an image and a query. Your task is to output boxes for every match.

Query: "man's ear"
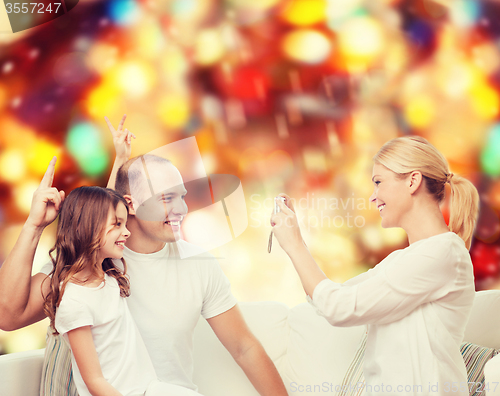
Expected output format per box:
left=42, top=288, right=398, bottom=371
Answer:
left=124, top=194, right=137, bottom=215
left=408, top=171, right=423, bottom=194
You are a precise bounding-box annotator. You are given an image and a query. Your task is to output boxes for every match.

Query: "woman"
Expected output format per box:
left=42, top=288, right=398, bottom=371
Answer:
left=271, top=136, right=479, bottom=396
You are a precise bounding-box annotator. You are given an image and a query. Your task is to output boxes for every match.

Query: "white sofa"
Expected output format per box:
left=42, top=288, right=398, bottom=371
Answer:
left=1, top=291, right=499, bottom=396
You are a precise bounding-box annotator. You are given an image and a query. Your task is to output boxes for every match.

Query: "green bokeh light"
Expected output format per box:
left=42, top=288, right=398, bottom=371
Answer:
left=66, top=123, right=109, bottom=176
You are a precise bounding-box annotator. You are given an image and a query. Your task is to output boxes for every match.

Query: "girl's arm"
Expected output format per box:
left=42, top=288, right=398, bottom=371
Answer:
left=68, top=326, right=123, bottom=396
left=0, top=157, right=64, bottom=331
left=104, top=115, right=135, bottom=189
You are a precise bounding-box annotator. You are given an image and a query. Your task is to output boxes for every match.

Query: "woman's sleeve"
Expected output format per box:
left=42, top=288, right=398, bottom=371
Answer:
left=309, top=244, right=458, bottom=327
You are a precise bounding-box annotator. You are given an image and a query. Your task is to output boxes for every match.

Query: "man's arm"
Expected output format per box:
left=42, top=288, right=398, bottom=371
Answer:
left=0, top=158, right=63, bottom=331
left=207, top=305, right=288, bottom=396
left=68, top=326, right=122, bottom=396
left=104, top=115, right=135, bottom=189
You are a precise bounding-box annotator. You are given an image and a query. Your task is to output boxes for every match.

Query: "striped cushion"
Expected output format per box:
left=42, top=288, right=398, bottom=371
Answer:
left=340, top=334, right=499, bottom=396
left=40, top=329, right=78, bottom=396
left=461, top=342, right=499, bottom=396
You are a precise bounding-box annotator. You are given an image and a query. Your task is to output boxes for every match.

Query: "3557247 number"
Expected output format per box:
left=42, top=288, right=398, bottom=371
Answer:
left=5, top=3, right=62, bottom=13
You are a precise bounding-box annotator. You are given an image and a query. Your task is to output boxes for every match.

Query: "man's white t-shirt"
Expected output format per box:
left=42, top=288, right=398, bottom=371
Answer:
left=41, top=239, right=237, bottom=392
left=308, top=232, right=475, bottom=396
left=55, top=274, right=157, bottom=396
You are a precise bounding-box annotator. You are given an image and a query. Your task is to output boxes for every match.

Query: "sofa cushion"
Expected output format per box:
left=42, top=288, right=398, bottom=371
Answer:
left=284, top=303, right=366, bottom=396
left=193, top=301, right=290, bottom=396
left=0, top=348, right=45, bottom=396
left=340, top=335, right=500, bottom=396
left=40, top=329, right=78, bottom=396
left=463, top=290, right=500, bottom=349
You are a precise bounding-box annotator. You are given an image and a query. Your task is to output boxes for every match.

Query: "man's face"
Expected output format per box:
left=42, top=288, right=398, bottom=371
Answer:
left=131, top=162, right=188, bottom=243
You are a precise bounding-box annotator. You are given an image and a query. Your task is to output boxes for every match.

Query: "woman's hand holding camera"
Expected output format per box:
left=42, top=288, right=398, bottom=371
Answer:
left=270, top=194, right=306, bottom=255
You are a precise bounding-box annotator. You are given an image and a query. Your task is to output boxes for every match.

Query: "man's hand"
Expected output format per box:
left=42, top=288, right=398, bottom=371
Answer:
left=105, top=115, right=136, bottom=161
left=26, top=157, right=65, bottom=230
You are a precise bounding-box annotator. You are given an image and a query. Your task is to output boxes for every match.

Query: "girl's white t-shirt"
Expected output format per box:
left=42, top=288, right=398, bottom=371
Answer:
left=55, top=274, right=157, bottom=396
left=309, top=232, right=475, bottom=396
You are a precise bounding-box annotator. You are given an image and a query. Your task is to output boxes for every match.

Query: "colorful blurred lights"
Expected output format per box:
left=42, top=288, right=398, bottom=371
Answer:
left=87, top=82, right=121, bottom=119
left=14, top=181, right=39, bottom=214
left=404, top=95, right=435, bottom=129
left=338, top=17, right=384, bottom=63
left=481, top=124, right=500, bottom=176
left=0, top=150, right=26, bottom=182
left=108, top=0, right=140, bottom=26
left=27, top=141, right=61, bottom=177
left=450, top=0, right=480, bottom=28
left=281, top=0, right=327, bottom=26
left=67, top=123, right=109, bottom=177
left=157, top=95, right=191, bottom=129
left=282, top=30, right=331, bottom=64
left=195, top=29, right=225, bottom=66
left=114, top=61, right=156, bottom=98
left=470, top=83, right=499, bottom=120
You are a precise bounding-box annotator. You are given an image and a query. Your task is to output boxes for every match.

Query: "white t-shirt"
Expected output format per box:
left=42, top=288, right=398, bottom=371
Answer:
left=308, top=232, right=475, bottom=396
left=114, top=240, right=238, bottom=391
left=55, top=274, right=157, bottom=396
left=41, top=239, right=237, bottom=392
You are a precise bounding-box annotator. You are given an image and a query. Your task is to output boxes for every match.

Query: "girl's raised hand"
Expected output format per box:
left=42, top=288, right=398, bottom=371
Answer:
left=26, top=157, right=65, bottom=229
left=104, top=115, right=136, bottom=160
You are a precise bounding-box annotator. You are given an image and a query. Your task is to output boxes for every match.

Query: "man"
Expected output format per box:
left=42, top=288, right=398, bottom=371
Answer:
left=0, top=117, right=287, bottom=395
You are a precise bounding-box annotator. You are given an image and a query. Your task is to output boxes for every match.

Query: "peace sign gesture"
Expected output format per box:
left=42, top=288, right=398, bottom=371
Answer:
left=104, top=115, right=136, bottom=160
left=26, top=157, right=66, bottom=229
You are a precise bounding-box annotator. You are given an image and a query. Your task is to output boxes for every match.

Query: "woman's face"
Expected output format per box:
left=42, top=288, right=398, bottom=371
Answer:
left=370, top=163, right=411, bottom=229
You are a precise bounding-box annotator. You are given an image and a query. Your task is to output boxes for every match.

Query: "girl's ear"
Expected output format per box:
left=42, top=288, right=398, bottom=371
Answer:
left=123, top=195, right=137, bottom=215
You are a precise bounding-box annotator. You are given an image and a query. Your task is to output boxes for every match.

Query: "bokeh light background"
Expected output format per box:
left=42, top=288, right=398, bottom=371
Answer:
left=1, top=0, right=500, bottom=354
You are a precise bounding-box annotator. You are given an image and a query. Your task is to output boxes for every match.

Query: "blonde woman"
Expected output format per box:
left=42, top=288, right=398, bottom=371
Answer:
left=271, top=136, right=479, bottom=396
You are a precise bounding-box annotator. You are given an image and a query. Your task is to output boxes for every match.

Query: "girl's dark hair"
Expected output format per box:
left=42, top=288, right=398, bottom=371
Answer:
left=42, top=186, right=130, bottom=334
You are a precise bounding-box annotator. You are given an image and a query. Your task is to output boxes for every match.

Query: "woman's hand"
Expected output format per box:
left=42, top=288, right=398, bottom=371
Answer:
left=26, top=157, right=65, bottom=230
left=270, top=194, right=305, bottom=254
left=104, top=114, right=136, bottom=161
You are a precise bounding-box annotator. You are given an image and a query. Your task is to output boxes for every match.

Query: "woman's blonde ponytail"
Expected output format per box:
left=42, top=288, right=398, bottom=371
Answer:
left=447, top=174, right=480, bottom=250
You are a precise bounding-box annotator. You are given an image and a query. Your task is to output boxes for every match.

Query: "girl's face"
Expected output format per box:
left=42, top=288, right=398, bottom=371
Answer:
left=369, top=163, right=411, bottom=228
left=98, top=202, right=130, bottom=262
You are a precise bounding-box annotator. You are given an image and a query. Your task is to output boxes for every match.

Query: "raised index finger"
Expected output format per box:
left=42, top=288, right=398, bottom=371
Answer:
left=40, top=156, right=57, bottom=188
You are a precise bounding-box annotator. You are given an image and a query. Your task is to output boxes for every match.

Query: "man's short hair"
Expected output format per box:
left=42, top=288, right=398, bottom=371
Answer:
left=115, top=154, right=172, bottom=198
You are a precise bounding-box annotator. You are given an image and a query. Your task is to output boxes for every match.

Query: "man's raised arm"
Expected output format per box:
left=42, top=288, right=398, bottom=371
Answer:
left=104, top=115, right=135, bottom=190
left=0, top=157, right=65, bottom=331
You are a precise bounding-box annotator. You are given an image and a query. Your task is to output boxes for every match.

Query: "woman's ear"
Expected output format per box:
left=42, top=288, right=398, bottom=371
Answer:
left=408, top=171, right=423, bottom=194
left=123, top=195, right=137, bottom=215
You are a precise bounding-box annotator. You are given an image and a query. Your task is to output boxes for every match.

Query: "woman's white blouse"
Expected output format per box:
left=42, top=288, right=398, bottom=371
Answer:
left=309, top=232, right=475, bottom=396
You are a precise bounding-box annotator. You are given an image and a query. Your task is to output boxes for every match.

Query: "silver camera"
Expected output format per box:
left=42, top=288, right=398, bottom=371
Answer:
left=274, top=196, right=286, bottom=214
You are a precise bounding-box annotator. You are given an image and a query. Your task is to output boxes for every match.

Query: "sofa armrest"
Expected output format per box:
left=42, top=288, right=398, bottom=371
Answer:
left=0, top=348, right=45, bottom=396
left=484, top=353, right=500, bottom=396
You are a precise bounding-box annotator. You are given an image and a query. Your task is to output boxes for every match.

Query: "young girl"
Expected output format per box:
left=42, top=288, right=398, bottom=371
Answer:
left=42, top=186, right=198, bottom=396
left=271, top=136, right=480, bottom=396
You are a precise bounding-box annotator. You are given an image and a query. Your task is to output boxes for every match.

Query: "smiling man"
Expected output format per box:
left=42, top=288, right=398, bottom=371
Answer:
left=106, top=150, right=287, bottom=395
